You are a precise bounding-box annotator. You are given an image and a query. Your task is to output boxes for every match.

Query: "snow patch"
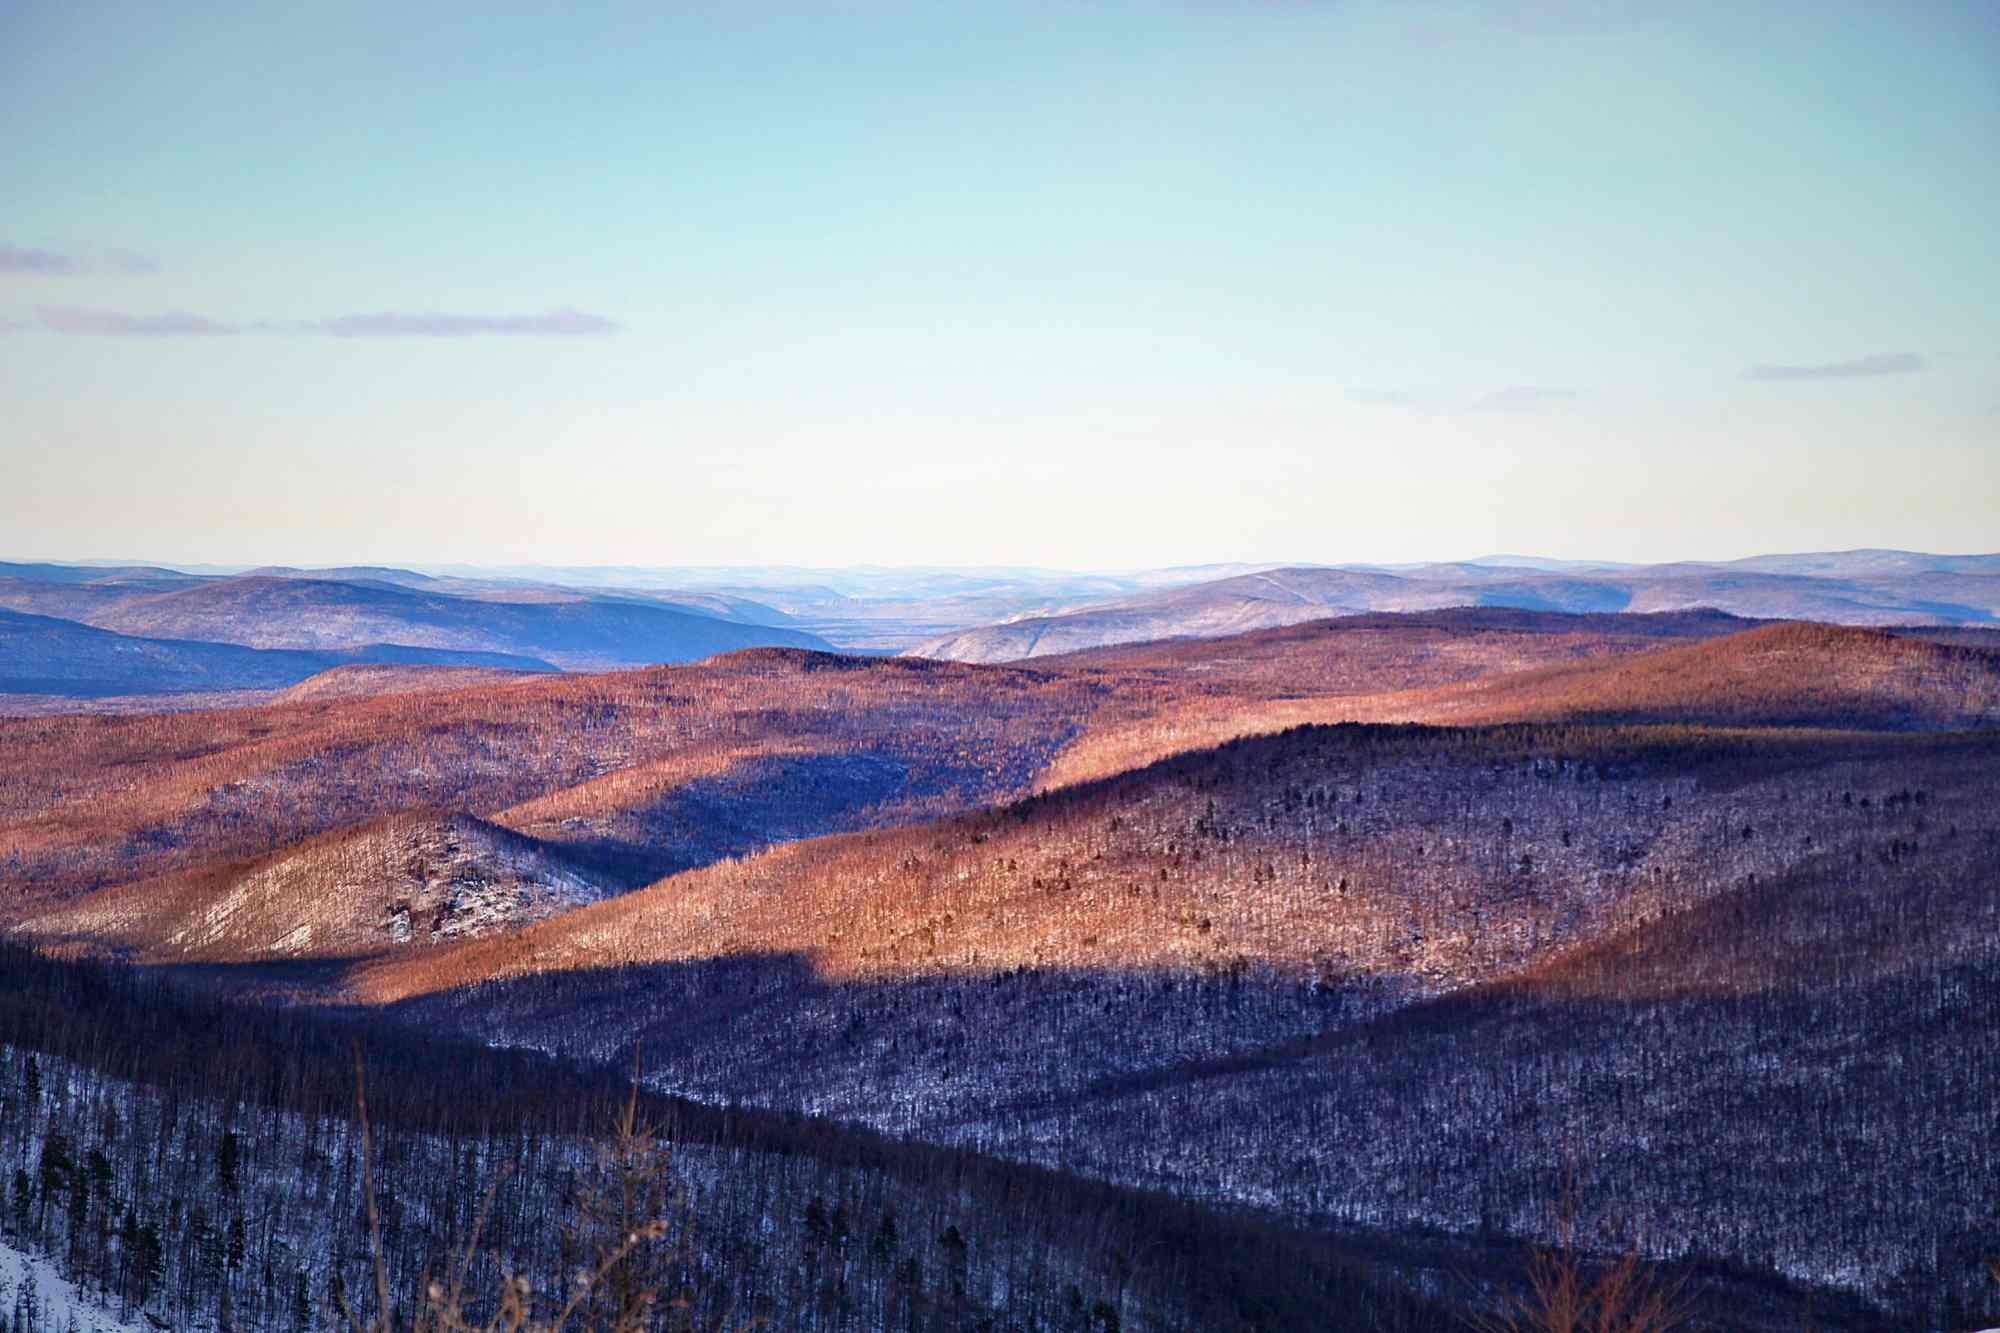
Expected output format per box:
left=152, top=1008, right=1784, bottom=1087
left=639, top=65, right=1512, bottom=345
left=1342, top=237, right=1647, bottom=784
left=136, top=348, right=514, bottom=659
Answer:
left=0, top=1238, right=149, bottom=1333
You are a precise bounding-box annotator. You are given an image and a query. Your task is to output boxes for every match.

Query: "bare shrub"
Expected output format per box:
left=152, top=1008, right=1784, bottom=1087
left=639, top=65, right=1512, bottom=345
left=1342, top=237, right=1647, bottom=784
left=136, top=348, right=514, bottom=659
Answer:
left=334, top=1050, right=732, bottom=1333
left=1470, top=1196, right=1690, bottom=1333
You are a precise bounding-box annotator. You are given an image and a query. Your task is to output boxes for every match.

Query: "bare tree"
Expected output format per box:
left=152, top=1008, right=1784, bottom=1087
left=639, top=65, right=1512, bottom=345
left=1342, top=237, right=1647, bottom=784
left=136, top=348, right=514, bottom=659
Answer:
left=334, top=1047, right=705, bottom=1333
left=1469, top=1193, right=1690, bottom=1333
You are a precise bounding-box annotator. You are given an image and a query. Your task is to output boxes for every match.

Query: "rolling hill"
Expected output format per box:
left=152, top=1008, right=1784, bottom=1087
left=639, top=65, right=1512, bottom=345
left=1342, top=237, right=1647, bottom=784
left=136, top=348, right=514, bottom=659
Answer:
left=346, top=716, right=2000, bottom=1322
left=1400, top=621, right=2000, bottom=731
left=5, top=600, right=1997, bottom=1326
left=0, top=611, right=1798, bottom=921
left=0, top=563, right=834, bottom=676
left=911, top=567, right=1447, bottom=661
left=0, top=647, right=1125, bottom=917
left=24, top=813, right=613, bottom=960
left=911, top=554, right=2000, bottom=663
left=0, top=607, right=552, bottom=699
left=1035, top=607, right=1749, bottom=690
left=78, top=575, right=834, bottom=667
left=270, top=662, right=546, bottom=701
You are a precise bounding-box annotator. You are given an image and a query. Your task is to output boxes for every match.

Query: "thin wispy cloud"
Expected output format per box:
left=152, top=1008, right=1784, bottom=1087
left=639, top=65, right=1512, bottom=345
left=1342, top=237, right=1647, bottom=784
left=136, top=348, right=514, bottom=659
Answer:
left=297, top=309, right=621, bottom=337
left=9, top=306, right=623, bottom=338
left=36, top=307, right=235, bottom=336
left=1745, top=353, right=1927, bottom=382
left=1, top=245, right=159, bottom=276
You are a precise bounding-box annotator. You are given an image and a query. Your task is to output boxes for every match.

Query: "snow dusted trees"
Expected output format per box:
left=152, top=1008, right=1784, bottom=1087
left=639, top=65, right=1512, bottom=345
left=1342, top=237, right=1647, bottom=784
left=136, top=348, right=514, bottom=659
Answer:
left=0, top=942, right=1455, bottom=1331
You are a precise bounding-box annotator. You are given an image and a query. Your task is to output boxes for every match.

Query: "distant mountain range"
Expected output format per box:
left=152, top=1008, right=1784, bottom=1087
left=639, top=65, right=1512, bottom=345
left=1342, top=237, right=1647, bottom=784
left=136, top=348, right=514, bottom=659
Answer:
left=8, top=551, right=1997, bottom=702
left=0, top=607, right=553, bottom=698
left=910, top=550, right=2000, bottom=662
left=0, top=562, right=835, bottom=700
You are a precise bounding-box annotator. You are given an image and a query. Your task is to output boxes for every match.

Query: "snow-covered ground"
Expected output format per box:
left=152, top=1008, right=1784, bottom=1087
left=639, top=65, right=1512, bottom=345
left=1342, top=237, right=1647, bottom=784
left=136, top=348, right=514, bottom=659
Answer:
left=0, top=1239, right=146, bottom=1333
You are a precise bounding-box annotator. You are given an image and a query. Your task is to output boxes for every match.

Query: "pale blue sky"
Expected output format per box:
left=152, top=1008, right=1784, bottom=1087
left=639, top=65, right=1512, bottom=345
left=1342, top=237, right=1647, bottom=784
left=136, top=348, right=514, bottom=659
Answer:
left=3, top=0, right=1995, bottom=568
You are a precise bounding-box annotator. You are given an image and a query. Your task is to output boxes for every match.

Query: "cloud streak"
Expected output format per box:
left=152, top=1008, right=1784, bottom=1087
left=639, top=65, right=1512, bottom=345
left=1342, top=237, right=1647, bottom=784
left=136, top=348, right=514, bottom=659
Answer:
left=7, top=306, right=623, bottom=338
left=1, top=245, right=159, bottom=276
left=36, top=307, right=235, bottom=336
left=295, top=308, right=621, bottom=337
left=1744, top=352, right=1926, bottom=381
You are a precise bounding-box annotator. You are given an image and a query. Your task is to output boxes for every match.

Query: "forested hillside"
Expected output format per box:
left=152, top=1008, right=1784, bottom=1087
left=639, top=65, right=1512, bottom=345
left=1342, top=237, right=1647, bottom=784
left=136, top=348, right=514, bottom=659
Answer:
left=2, top=610, right=1995, bottom=1330
left=350, top=721, right=2000, bottom=1327
left=1406, top=622, right=2000, bottom=731
left=0, top=941, right=1470, bottom=1333
left=0, top=651, right=1105, bottom=918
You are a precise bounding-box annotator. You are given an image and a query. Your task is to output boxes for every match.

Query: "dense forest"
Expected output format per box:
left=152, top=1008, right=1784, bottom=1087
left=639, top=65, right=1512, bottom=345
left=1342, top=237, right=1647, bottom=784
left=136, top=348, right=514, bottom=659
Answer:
left=0, top=939, right=1471, bottom=1333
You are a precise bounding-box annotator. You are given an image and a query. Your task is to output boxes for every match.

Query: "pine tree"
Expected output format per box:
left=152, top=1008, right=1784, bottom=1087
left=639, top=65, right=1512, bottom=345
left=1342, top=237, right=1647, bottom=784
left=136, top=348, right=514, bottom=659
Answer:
left=64, top=1168, right=88, bottom=1263
left=132, top=1220, right=165, bottom=1307
left=118, top=1208, right=139, bottom=1307
left=8, top=1169, right=28, bottom=1238
left=871, top=1210, right=899, bottom=1265
left=218, top=1131, right=242, bottom=1197
left=37, top=1133, right=73, bottom=1236
left=939, top=1223, right=968, bottom=1301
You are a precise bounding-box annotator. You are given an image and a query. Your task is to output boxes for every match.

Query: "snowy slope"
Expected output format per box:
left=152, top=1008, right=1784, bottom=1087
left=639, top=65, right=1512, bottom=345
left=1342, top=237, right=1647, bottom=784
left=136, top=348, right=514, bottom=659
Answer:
left=0, top=1239, right=147, bottom=1333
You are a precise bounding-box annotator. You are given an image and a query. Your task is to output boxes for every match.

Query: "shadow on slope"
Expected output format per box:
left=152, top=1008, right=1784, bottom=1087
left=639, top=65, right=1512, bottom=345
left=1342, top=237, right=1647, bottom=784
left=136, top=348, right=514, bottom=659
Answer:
left=342, top=722, right=2000, bottom=1326
left=497, top=748, right=942, bottom=887
left=1, top=939, right=1463, bottom=1333
left=0, top=648, right=1098, bottom=914
left=361, top=797, right=1997, bottom=1328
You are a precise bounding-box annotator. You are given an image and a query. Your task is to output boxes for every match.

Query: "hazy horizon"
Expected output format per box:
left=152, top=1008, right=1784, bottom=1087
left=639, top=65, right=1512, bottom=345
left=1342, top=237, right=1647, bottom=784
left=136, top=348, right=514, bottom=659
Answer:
left=10, top=545, right=2000, bottom=582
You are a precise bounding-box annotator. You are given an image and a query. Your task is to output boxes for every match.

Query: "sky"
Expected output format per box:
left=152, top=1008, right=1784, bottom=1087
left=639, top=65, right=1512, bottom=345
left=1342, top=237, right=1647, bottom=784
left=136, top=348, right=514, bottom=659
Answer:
left=2, top=0, right=1996, bottom=570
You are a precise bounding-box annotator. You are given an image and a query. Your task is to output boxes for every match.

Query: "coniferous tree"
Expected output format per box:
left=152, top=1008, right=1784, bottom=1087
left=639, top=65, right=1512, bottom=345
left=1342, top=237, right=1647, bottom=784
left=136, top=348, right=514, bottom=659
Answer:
left=37, top=1133, right=73, bottom=1237
left=8, top=1169, right=29, bottom=1238
left=218, top=1131, right=241, bottom=1197
left=132, top=1220, right=165, bottom=1308
left=872, top=1210, right=898, bottom=1265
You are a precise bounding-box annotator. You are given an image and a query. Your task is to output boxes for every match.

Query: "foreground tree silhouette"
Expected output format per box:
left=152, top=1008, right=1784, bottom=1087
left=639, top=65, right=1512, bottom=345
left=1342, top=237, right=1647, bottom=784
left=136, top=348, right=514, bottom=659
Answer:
left=1469, top=1196, right=1689, bottom=1333
left=335, top=1049, right=721, bottom=1333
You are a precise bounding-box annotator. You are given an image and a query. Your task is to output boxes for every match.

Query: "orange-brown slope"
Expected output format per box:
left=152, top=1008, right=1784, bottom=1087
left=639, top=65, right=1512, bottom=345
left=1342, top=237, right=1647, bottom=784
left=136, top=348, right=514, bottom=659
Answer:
left=1026, top=608, right=1754, bottom=787
left=0, top=649, right=1117, bottom=917
left=1034, top=607, right=1750, bottom=693
left=1404, top=621, right=2000, bottom=731
left=272, top=663, right=547, bottom=702
left=24, top=812, right=612, bottom=961
left=356, top=721, right=1964, bottom=1007
left=1, top=613, right=1760, bottom=921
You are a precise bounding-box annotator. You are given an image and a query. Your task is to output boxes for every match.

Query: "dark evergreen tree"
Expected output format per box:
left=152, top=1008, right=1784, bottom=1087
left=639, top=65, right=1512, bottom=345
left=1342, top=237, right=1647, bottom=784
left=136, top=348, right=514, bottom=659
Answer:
left=217, top=1131, right=241, bottom=1197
